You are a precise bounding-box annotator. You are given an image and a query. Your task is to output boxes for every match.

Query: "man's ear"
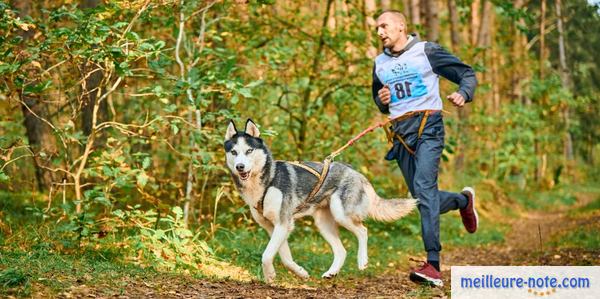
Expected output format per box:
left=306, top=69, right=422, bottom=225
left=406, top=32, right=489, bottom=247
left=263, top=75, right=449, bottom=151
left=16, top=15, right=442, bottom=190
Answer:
left=244, top=119, right=260, bottom=138
left=225, top=120, right=237, bottom=140
left=398, top=21, right=406, bottom=33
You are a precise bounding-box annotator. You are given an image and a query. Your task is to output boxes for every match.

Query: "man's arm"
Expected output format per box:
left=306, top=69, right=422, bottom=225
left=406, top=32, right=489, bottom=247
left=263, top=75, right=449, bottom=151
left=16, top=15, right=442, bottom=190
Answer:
left=424, top=42, right=478, bottom=102
left=372, top=64, right=390, bottom=114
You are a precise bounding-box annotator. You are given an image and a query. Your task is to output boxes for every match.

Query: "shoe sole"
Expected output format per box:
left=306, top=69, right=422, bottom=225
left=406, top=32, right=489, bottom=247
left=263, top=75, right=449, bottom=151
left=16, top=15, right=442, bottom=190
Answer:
left=409, top=272, right=444, bottom=287
left=463, top=186, right=479, bottom=233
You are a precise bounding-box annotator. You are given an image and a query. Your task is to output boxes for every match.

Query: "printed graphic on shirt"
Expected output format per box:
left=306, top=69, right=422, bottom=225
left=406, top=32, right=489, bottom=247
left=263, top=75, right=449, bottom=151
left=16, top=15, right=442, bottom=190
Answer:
left=377, top=62, right=428, bottom=105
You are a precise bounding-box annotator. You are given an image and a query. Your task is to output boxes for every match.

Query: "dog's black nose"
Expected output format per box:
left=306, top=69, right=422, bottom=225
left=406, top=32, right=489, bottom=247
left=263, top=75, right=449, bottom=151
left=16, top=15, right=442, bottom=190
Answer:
left=236, top=164, right=245, bottom=171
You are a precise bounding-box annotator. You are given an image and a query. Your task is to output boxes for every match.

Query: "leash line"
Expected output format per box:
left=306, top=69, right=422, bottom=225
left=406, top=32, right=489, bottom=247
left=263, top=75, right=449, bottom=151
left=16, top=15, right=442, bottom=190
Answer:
left=258, top=109, right=446, bottom=215
left=326, top=109, right=445, bottom=161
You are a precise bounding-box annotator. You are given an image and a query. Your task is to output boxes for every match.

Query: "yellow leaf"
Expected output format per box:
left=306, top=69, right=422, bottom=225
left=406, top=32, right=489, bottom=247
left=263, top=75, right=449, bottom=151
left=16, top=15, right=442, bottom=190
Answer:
left=17, top=22, right=35, bottom=31
left=360, top=165, right=369, bottom=175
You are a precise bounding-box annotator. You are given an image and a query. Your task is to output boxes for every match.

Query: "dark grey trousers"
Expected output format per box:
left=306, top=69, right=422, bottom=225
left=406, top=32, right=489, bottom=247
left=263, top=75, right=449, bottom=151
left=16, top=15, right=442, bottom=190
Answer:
left=386, top=111, right=468, bottom=262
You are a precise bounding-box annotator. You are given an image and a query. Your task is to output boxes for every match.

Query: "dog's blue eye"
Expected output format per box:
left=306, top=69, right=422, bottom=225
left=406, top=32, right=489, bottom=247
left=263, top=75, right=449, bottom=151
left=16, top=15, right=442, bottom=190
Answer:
left=231, top=150, right=237, bottom=155
left=246, top=149, right=253, bottom=155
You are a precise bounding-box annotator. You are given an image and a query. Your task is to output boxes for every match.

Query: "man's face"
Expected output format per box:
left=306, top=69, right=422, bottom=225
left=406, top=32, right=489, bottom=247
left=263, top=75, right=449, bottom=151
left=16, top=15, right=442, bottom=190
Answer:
left=376, top=13, right=406, bottom=49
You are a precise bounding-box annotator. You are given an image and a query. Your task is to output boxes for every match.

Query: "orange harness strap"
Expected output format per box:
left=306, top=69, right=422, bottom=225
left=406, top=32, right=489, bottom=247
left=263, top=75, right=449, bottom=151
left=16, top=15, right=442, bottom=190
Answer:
left=387, top=110, right=433, bottom=156
left=290, top=160, right=331, bottom=214
left=255, top=160, right=331, bottom=215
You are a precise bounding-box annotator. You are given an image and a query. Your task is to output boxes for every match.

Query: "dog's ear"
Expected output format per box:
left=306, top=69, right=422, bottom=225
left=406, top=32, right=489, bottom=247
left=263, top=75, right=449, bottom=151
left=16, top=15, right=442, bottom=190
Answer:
left=245, top=119, right=260, bottom=138
left=225, top=120, right=237, bottom=140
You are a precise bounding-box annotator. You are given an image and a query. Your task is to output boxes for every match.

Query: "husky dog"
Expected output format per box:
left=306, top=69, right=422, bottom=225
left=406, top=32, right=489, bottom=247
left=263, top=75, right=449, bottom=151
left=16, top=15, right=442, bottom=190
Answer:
left=224, top=119, right=416, bottom=283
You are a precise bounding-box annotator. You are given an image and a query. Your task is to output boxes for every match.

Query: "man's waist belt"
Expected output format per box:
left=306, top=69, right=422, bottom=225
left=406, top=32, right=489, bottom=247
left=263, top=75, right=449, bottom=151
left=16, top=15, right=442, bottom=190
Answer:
left=383, top=110, right=440, bottom=156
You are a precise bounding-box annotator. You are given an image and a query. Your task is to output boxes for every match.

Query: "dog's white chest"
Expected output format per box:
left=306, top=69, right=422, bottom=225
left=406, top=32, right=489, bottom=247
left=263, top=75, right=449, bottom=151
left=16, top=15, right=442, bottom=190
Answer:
left=240, top=177, right=266, bottom=208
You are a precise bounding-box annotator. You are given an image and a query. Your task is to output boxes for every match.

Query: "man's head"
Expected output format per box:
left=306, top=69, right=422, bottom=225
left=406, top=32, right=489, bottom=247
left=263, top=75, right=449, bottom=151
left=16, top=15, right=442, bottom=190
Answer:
left=375, top=10, right=408, bottom=50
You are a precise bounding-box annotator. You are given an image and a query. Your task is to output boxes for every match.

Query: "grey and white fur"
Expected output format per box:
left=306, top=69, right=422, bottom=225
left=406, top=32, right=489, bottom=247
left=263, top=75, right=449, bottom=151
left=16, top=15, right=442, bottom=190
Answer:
left=224, top=119, right=417, bottom=283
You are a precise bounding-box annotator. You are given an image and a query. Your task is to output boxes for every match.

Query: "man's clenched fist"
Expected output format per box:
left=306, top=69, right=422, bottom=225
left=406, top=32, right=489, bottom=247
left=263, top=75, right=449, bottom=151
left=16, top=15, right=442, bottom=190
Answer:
left=378, top=85, right=391, bottom=105
left=447, top=92, right=465, bottom=107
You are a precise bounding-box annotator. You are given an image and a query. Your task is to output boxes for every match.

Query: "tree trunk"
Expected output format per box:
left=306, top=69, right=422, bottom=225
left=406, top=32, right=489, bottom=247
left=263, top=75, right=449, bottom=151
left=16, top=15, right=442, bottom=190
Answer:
left=511, top=0, right=523, bottom=103
left=80, top=0, right=108, bottom=141
left=535, top=0, right=547, bottom=183
left=490, top=12, right=500, bottom=113
left=363, top=0, right=377, bottom=59
left=420, top=0, right=427, bottom=27
left=539, top=0, right=547, bottom=80
left=402, top=0, right=410, bottom=19
left=470, top=0, right=480, bottom=46
left=425, top=0, right=439, bottom=42
left=381, top=0, right=391, bottom=10
left=447, top=0, right=461, bottom=51
left=410, top=0, right=420, bottom=26
left=476, top=0, right=492, bottom=48
left=555, top=0, right=574, bottom=161
left=12, top=0, right=58, bottom=192
left=475, top=0, right=491, bottom=116
left=448, top=0, right=467, bottom=171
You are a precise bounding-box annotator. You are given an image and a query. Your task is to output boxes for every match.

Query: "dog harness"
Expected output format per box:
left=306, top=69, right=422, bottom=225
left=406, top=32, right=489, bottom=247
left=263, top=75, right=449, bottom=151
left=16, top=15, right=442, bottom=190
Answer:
left=289, top=161, right=331, bottom=213
left=255, top=160, right=331, bottom=215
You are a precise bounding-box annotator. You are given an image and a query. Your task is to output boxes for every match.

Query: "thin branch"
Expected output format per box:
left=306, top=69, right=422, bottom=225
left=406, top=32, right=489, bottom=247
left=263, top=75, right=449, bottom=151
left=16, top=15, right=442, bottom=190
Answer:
left=0, top=154, right=33, bottom=172
left=190, top=1, right=219, bottom=68
left=119, top=0, right=153, bottom=41
left=526, top=23, right=557, bottom=51
left=18, top=97, right=69, bottom=152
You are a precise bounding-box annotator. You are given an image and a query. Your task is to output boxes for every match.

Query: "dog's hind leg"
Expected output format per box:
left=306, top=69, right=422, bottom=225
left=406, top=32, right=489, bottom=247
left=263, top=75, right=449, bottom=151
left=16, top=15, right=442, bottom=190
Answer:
left=314, top=208, right=346, bottom=278
left=330, top=193, right=369, bottom=271
left=278, top=241, right=309, bottom=279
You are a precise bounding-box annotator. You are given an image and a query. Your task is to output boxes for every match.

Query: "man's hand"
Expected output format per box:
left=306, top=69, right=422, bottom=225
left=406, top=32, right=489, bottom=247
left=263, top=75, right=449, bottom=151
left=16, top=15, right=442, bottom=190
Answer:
left=378, top=85, right=391, bottom=105
left=447, top=92, right=465, bottom=107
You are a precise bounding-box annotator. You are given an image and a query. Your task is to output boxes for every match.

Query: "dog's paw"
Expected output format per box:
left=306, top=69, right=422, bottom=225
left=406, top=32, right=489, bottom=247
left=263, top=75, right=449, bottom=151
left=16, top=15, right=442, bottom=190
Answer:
left=321, top=271, right=338, bottom=279
left=263, top=271, right=276, bottom=284
left=262, top=264, right=276, bottom=284
left=358, top=258, right=368, bottom=270
left=294, top=267, right=309, bottom=279
left=358, top=261, right=368, bottom=271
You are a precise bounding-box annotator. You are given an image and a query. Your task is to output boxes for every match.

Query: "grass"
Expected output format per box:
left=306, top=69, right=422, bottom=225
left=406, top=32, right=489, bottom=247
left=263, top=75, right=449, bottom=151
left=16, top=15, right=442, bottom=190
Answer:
left=550, top=227, right=600, bottom=250
left=0, top=180, right=595, bottom=296
left=0, top=245, right=156, bottom=297
left=0, top=202, right=507, bottom=296
left=510, top=182, right=600, bottom=211
left=207, top=208, right=507, bottom=283
left=553, top=195, right=600, bottom=250
left=0, top=268, right=29, bottom=289
left=570, top=195, right=600, bottom=215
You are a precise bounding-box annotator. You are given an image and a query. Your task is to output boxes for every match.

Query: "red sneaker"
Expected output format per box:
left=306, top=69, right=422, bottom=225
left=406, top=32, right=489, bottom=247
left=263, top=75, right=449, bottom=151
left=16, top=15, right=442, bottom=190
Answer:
left=460, top=187, right=478, bottom=233
left=409, top=262, right=443, bottom=287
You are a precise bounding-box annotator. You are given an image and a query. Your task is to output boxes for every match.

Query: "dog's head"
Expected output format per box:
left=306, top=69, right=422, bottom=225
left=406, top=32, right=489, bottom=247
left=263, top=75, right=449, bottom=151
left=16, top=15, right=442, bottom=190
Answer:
left=223, top=119, right=270, bottom=183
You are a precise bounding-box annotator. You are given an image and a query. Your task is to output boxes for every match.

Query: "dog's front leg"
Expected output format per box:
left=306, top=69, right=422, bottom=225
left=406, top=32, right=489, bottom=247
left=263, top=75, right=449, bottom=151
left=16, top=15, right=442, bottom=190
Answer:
left=261, top=223, right=290, bottom=283
left=251, top=208, right=308, bottom=279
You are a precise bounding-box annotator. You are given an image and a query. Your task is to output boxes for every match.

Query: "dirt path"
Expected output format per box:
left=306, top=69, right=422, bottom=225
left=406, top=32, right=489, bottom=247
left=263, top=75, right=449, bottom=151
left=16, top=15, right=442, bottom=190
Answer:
left=59, top=194, right=599, bottom=299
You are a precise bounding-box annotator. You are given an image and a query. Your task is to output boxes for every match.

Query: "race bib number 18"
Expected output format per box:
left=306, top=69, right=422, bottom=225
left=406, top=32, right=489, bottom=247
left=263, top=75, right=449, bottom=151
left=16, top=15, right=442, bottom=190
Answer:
left=379, top=64, right=428, bottom=104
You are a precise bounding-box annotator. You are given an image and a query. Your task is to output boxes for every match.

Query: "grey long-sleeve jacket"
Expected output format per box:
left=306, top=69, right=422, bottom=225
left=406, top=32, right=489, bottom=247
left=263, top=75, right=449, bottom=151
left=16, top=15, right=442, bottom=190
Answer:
left=372, top=34, right=477, bottom=117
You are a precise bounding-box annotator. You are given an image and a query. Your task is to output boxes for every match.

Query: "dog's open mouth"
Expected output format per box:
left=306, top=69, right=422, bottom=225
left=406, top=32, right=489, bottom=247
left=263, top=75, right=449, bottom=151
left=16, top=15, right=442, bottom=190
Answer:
left=238, top=171, right=250, bottom=181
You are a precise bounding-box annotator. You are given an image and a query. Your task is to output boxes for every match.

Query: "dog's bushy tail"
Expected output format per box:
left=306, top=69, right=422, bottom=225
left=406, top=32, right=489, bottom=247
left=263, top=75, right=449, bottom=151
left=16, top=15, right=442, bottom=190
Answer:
left=364, top=182, right=417, bottom=222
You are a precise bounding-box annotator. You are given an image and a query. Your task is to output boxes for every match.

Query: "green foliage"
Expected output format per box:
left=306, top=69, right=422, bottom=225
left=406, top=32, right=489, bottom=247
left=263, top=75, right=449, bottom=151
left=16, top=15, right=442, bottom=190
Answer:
left=0, top=268, right=29, bottom=289
left=112, top=206, right=214, bottom=271
left=0, top=245, right=157, bottom=297
left=551, top=227, right=600, bottom=250
left=0, top=0, right=599, bottom=293
left=208, top=205, right=506, bottom=282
